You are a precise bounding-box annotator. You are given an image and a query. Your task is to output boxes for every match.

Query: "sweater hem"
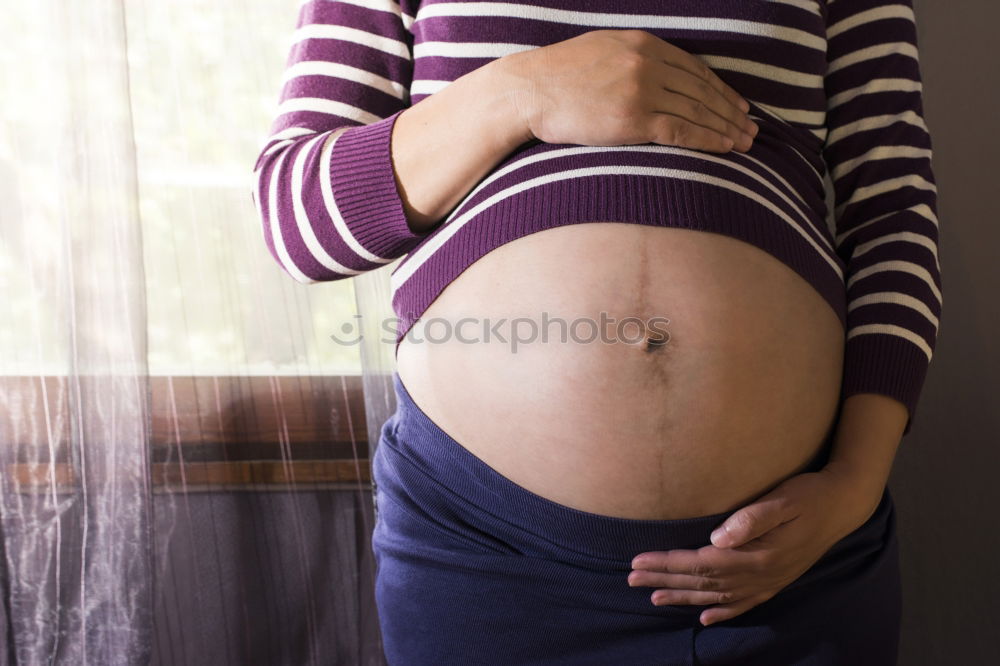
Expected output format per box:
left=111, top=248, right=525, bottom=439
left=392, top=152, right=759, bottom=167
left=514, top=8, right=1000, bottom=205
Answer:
left=840, top=333, right=931, bottom=436
left=390, top=174, right=848, bottom=353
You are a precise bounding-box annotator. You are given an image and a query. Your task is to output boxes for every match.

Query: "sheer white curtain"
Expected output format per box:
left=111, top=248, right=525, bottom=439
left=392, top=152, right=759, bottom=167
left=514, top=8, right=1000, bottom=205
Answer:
left=354, top=269, right=400, bottom=467
left=0, top=1, right=394, bottom=663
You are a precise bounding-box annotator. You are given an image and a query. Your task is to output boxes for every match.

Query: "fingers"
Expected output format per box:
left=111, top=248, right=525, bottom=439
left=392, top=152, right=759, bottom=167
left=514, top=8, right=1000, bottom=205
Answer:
left=628, top=567, right=757, bottom=610
left=711, top=499, right=795, bottom=548
left=629, top=570, right=727, bottom=591
left=651, top=587, right=740, bottom=607
left=629, top=565, right=764, bottom=612
left=651, top=91, right=756, bottom=153
left=631, top=544, right=758, bottom=577
left=653, top=37, right=750, bottom=115
left=647, top=114, right=735, bottom=153
left=657, top=62, right=757, bottom=142
left=628, top=545, right=781, bottom=621
left=700, top=592, right=775, bottom=626
left=632, top=31, right=757, bottom=153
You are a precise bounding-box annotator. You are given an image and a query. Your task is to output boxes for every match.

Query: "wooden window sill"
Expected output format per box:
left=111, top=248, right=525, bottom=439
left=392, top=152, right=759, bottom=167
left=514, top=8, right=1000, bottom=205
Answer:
left=2, top=375, right=372, bottom=493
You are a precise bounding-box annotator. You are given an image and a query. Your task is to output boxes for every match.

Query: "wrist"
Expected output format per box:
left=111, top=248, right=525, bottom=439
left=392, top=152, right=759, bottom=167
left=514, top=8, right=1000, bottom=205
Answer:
left=488, top=51, right=541, bottom=145
left=823, top=394, right=903, bottom=520
left=820, top=459, right=887, bottom=529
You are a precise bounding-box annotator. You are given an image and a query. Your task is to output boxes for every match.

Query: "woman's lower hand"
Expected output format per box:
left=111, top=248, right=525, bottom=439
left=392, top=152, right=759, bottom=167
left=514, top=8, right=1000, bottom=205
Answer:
left=627, top=464, right=882, bottom=626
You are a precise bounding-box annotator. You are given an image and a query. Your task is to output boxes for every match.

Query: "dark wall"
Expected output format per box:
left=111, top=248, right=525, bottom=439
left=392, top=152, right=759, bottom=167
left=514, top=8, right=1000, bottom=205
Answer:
left=893, top=1, right=1000, bottom=664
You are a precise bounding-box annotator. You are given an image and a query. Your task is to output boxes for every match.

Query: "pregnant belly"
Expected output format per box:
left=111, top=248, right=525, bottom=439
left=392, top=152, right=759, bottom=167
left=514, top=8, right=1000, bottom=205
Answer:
left=394, top=222, right=846, bottom=520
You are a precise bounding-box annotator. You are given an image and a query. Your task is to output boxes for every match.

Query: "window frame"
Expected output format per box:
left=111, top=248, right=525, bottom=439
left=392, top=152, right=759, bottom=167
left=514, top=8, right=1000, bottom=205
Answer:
left=3, top=375, right=371, bottom=493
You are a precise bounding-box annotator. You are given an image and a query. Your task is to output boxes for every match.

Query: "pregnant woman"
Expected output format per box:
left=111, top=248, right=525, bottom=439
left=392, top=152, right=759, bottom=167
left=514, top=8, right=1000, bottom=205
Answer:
left=252, top=1, right=941, bottom=664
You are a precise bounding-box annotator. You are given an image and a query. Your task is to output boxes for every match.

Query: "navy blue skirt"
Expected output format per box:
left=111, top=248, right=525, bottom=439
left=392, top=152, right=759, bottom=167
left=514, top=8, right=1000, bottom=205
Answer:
left=371, top=373, right=901, bottom=665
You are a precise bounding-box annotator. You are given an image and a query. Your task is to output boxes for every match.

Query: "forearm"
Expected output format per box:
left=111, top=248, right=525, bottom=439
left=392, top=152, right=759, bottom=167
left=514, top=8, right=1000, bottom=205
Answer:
left=824, top=393, right=909, bottom=523
left=389, top=54, right=535, bottom=233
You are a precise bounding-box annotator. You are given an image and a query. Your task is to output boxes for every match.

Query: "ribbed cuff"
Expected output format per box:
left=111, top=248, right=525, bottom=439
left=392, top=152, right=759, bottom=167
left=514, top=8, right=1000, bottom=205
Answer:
left=840, top=333, right=931, bottom=436
left=329, top=109, right=430, bottom=259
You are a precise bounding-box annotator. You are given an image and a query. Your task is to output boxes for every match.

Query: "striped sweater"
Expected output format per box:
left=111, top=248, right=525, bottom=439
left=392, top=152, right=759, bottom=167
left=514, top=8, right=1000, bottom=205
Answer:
left=251, top=0, right=942, bottom=434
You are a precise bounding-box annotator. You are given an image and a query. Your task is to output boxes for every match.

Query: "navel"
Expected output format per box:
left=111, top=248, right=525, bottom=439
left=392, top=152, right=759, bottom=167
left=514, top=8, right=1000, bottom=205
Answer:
left=642, top=332, right=669, bottom=353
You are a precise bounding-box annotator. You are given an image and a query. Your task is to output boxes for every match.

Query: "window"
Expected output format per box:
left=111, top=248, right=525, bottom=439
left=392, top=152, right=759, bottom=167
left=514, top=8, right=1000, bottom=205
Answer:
left=2, top=0, right=373, bottom=493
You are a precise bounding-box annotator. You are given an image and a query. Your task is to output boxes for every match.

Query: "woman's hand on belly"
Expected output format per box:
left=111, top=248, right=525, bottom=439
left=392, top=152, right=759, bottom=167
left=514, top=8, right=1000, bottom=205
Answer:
left=627, top=463, right=875, bottom=627
left=508, top=28, right=757, bottom=152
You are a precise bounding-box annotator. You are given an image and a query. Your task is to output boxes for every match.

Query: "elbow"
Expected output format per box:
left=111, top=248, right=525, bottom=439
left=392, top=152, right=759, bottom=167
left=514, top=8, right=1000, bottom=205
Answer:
left=283, top=262, right=323, bottom=286
left=251, top=199, right=346, bottom=286
left=250, top=165, right=353, bottom=286
left=261, top=231, right=355, bottom=286
left=270, top=246, right=354, bottom=286
left=251, top=144, right=388, bottom=285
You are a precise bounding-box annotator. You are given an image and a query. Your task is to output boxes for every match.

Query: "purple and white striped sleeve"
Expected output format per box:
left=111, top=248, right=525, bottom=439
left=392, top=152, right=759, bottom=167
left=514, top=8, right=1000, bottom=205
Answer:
left=251, top=0, right=428, bottom=284
left=822, top=0, right=942, bottom=435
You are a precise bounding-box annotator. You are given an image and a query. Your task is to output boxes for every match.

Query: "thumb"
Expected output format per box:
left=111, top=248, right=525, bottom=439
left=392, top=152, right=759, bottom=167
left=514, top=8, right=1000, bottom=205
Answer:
left=710, top=495, right=791, bottom=548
